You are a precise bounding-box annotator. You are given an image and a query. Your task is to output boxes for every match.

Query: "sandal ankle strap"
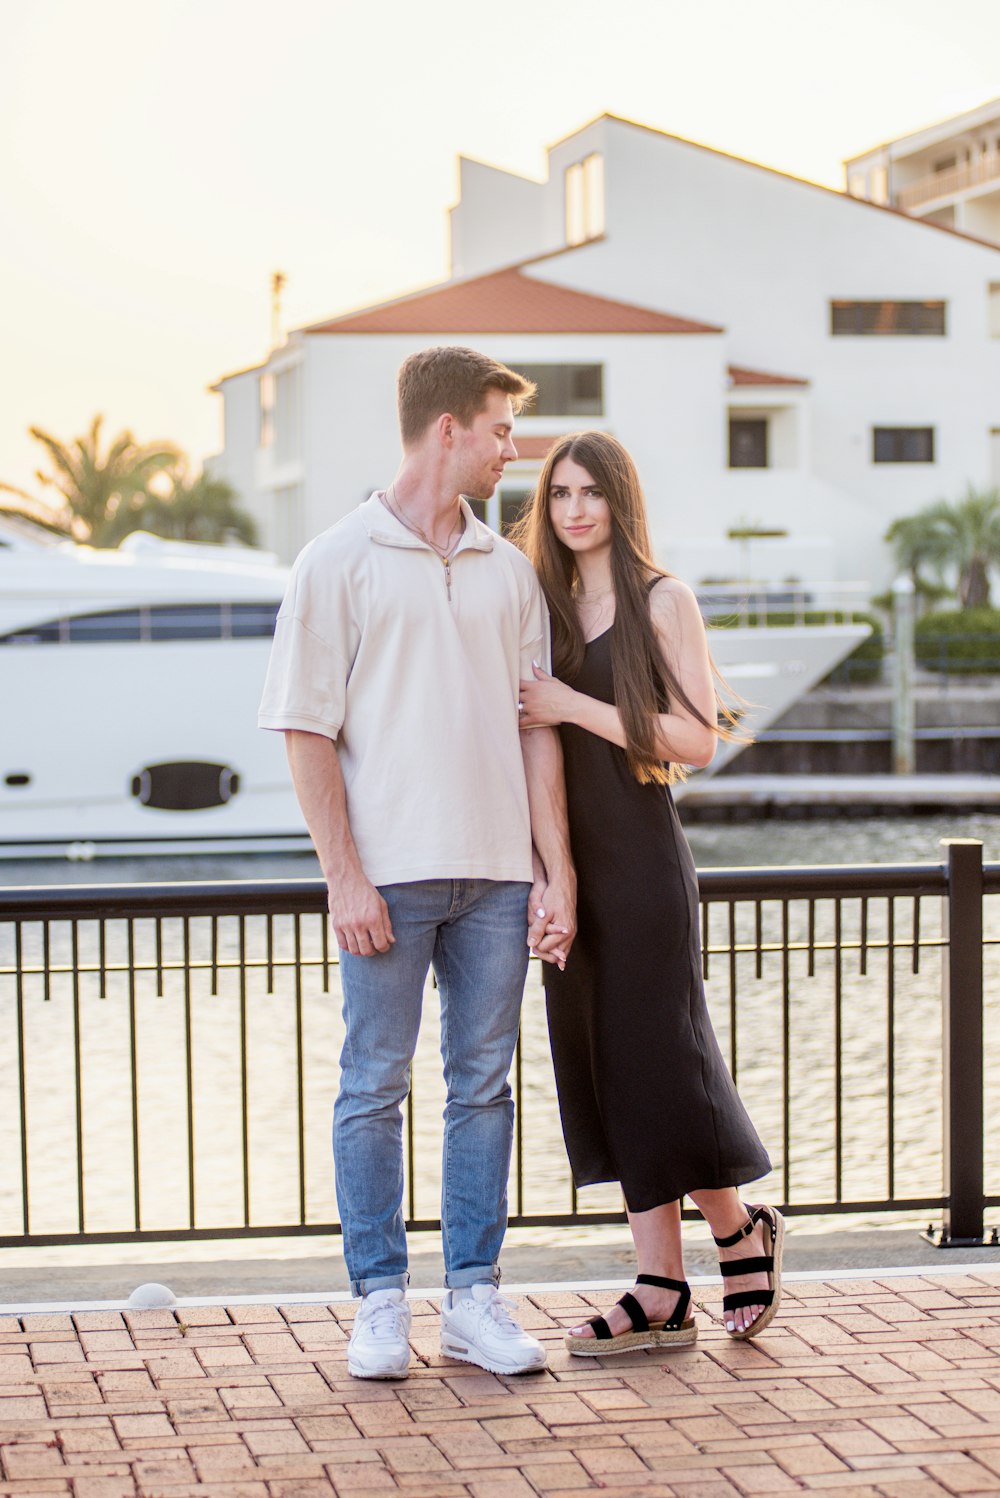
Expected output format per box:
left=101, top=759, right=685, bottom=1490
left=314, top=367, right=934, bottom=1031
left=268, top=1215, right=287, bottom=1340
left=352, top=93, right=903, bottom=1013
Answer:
left=712, top=1204, right=762, bottom=1248
left=636, top=1273, right=688, bottom=1291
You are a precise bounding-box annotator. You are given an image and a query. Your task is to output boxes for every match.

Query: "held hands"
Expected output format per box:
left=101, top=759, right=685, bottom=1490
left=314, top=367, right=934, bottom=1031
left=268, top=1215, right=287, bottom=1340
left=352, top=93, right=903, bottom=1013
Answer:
left=526, top=873, right=577, bottom=972
left=518, top=661, right=576, bottom=730
left=328, top=868, right=395, bottom=957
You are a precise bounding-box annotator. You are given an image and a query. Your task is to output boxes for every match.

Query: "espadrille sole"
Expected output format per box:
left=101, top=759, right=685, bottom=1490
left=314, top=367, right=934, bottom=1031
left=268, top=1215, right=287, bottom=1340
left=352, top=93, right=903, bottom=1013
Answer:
left=565, top=1317, right=698, bottom=1356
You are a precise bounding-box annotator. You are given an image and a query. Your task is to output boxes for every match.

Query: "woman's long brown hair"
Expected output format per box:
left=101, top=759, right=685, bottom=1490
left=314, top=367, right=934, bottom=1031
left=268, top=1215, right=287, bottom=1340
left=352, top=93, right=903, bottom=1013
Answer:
left=509, top=431, right=744, bottom=785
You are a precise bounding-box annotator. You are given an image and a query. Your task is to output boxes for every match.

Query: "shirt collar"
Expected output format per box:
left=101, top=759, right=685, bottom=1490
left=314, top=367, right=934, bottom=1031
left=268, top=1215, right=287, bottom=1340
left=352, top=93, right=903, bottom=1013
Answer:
left=360, top=492, right=495, bottom=554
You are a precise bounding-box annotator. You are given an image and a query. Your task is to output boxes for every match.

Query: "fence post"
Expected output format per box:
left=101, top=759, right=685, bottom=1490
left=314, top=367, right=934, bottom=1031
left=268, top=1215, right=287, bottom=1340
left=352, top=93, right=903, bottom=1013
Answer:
left=892, top=575, right=915, bottom=774
left=939, top=838, right=985, bottom=1246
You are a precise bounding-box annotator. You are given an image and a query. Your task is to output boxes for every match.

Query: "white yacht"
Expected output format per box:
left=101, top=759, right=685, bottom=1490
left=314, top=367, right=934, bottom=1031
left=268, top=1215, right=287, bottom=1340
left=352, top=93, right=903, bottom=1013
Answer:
left=0, top=514, right=870, bottom=858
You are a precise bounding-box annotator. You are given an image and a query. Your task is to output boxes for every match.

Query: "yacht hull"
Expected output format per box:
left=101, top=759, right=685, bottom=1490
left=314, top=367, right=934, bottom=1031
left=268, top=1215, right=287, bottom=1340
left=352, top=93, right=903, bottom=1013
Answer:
left=0, top=623, right=869, bottom=857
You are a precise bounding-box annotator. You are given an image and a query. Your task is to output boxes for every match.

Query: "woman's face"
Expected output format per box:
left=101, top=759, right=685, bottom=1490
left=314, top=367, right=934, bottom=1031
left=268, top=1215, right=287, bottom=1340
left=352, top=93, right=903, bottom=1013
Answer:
left=547, top=455, right=613, bottom=559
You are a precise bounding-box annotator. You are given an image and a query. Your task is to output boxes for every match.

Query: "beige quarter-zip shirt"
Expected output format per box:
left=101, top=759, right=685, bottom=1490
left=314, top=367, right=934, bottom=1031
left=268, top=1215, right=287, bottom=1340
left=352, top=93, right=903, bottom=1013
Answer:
left=258, top=493, right=550, bottom=886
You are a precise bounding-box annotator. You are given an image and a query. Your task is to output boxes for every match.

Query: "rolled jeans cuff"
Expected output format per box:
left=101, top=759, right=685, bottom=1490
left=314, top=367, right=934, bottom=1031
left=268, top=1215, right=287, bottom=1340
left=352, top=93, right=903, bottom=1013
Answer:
left=352, top=1271, right=410, bottom=1299
left=444, top=1263, right=501, bottom=1290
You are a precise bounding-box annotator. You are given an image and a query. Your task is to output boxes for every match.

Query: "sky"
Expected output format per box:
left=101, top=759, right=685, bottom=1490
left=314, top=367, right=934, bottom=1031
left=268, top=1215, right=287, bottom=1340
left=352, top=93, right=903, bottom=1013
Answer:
left=2, top=0, right=998, bottom=505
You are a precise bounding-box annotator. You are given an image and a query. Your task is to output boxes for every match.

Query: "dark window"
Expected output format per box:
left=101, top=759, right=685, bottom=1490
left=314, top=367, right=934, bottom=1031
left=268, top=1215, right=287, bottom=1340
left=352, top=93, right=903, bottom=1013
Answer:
left=149, top=604, right=223, bottom=640
left=830, top=301, right=946, bottom=335
left=229, top=602, right=280, bottom=638
left=873, top=427, right=935, bottom=463
left=500, top=490, right=532, bottom=536
left=511, top=363, right=604, bottom=416
left=0, top=601, right=280, bottom=645
left=464, top=498, right=487, bottom=523
left=0, top=619, right=64, bottom=644
left=68, top=609, right=142, bottom=642
left=728, top=418, right=768, bottom=469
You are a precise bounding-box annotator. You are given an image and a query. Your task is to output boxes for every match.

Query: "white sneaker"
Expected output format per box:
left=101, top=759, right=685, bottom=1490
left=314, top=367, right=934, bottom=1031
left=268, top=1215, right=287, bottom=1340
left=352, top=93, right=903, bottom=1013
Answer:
left=440, top=1284, right=546, bottom=1374
left=347, top=1289, right=411, bottom=1379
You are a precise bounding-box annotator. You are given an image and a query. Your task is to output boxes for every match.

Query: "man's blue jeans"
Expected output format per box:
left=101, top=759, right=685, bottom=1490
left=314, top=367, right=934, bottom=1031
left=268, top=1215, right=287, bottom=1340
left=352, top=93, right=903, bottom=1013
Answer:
left=334, top=879, right=531, bottom=1296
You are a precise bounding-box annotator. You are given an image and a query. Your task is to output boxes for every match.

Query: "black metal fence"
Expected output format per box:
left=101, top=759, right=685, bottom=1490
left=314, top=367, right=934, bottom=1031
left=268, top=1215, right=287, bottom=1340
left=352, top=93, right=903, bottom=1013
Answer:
left=0, top=841, right=996, bottom=1250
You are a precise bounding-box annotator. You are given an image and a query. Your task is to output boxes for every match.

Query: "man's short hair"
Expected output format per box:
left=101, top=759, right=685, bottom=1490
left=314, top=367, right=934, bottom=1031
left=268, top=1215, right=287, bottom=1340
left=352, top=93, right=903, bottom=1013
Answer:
left=397, top=346, right=536, bottom=446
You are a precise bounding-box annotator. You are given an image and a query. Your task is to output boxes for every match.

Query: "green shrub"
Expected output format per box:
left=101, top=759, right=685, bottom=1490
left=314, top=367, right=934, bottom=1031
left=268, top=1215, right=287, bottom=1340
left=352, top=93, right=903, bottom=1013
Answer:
left=827, top=612, right=883, bottom=685
left=914, top=607, right=1000, bottom=673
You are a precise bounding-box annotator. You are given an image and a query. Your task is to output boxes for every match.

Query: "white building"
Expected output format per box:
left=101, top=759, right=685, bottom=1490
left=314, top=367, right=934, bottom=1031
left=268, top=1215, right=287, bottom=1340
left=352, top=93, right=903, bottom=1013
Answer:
left=845, top=96, right=1000, bottom=243
left=213, top=112, right=1000, bottom=592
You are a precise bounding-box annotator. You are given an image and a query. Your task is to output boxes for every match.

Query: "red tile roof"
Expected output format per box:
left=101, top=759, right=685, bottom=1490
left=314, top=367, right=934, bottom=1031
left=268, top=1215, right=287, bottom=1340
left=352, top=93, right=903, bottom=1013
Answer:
left=510, top=436, right=566, bottom=460
left=728, top=364, right=809, bottom=388
left=307, top=267, right=722, bottom=336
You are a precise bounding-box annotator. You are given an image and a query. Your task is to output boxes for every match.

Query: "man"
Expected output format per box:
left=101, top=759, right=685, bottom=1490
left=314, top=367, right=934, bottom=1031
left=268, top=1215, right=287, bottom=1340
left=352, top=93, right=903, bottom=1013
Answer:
left=259, top=346, right=575, bottom=1380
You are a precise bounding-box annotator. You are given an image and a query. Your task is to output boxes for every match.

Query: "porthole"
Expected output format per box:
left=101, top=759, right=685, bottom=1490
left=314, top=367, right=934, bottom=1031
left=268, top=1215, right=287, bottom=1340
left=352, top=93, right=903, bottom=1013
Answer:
left=130, top=762, right=240, bottom=811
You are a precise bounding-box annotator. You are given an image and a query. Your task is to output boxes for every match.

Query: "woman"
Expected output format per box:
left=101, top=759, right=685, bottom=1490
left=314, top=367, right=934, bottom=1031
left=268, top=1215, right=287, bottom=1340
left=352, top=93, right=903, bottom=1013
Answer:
left=514, top=432, right=781, bottom=1352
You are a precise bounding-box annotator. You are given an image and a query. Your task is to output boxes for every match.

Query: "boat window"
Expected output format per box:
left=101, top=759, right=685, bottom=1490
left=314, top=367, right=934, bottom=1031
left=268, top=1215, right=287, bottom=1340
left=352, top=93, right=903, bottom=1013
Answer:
left=1, top=619, right=64, bottom=644
left=69, top=609, right=142, bottom=642
left=230, top=602, right=280, bottom=636
left=0, top=602, right=281, bottom=645
left=149, top=604, right=223, bottom=640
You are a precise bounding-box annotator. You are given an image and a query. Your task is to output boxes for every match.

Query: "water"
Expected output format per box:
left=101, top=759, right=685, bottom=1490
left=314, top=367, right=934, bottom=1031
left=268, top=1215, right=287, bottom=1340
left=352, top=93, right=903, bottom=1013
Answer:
left=3, top=810, right=998, bottom=885
left=1, top=812, right=998, bottom=1262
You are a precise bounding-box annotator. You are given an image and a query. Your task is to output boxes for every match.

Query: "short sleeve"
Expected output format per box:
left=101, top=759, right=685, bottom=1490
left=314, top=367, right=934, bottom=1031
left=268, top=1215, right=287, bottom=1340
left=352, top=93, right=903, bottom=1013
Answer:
left=518, top=561, right=551, bottom=677
left=258, top=615, right=350, bottom=739
left=257, top=540, right=359, bottom=739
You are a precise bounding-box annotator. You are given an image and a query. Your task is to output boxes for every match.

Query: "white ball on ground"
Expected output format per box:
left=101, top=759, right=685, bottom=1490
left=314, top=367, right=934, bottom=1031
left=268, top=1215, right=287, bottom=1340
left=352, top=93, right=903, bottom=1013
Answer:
left=127, top=1282, right=176, bottom=1308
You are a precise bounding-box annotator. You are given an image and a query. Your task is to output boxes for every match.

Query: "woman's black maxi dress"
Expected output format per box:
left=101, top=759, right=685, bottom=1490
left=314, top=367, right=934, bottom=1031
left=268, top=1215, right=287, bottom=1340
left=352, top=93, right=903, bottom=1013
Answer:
left=543, top=621, right=771, bottom=1213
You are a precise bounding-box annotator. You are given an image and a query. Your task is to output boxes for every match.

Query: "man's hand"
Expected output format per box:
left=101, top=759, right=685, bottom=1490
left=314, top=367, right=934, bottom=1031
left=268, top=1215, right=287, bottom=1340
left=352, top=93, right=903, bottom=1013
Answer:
left=526, top=874, right=577, bottom=971
left=328, top=870, right=395, bottom=957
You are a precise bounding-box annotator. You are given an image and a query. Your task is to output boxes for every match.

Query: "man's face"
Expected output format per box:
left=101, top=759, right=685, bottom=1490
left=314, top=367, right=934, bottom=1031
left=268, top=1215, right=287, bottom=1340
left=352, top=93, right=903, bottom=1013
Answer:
left=451, top=389, right=518, bottom=501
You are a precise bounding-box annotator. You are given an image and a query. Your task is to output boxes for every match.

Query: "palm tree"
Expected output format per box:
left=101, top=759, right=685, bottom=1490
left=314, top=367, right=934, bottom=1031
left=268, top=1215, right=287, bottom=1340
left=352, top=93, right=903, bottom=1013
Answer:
left=885, top=486, right=1000, bottom=609
left=97, top=467, right=257, bottom=547
left=29, top=416, right=179, bottom=542
left=0, top=481, right=73, bottom=537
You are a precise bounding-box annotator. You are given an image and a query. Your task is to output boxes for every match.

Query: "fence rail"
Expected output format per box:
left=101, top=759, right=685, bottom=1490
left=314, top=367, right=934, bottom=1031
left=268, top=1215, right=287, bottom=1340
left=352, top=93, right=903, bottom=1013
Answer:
left=1, top=841, right=996, bottom=1249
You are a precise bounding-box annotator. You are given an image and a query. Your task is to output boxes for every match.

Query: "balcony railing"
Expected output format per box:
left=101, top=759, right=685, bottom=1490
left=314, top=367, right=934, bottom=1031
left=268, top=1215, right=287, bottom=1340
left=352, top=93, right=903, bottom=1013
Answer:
left=0, top=841, right=996, bottom=1250
left=897, top=151, right=1000, bottom=211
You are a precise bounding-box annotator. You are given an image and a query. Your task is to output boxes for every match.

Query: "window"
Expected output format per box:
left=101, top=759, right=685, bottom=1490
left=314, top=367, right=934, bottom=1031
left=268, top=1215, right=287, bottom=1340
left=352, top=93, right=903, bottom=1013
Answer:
left=728, top=417, right=768, bottom=469
left=258, top=373, right=275, bottom=447
left=514, top=363, right=604, bottom=416
left=230, top=602, right=280, bottom=637
left=564, top=152, right=604, bottom=246
left=989, top=283, right=1000, bottom=337
left=0, top=603, right=280, bottom=646
left=873, top=427, right=935, bottom=463
left=149, top=605, right=223, bottom=641
left=499, top=490, right=532, bottom=536
left=69, top=609, right=142, bottom=642
left=831, top=301, right=946, bottom=335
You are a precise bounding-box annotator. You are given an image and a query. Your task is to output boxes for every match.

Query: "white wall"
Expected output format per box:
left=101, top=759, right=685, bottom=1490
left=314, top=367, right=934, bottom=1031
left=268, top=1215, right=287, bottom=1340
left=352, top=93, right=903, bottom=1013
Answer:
left=449, top=158, right=554, bottom=278
left=289, top=329, right=729, bottom=563
left=214, top=371, right=267, bottom=543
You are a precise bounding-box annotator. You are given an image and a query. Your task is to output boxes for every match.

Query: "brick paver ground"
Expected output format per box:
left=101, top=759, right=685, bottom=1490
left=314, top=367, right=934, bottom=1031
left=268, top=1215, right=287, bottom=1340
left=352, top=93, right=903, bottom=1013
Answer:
left=2, top=1271, right=1000, bottom=1496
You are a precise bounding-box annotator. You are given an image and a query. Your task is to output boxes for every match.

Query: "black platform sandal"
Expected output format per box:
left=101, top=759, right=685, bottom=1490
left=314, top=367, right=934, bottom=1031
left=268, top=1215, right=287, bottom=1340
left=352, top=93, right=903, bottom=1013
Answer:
left=564, top=1274, right=698, bottom=1356
left=713, top=1203, right=784, bottom=1340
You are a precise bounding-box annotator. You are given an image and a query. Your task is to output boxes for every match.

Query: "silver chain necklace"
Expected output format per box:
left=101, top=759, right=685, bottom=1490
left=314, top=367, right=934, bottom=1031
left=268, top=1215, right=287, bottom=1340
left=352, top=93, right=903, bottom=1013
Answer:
left=384, top=485, right=465, bottom=601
